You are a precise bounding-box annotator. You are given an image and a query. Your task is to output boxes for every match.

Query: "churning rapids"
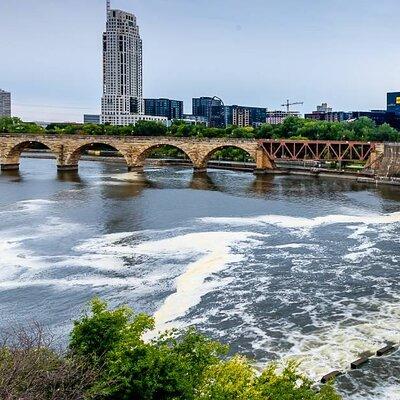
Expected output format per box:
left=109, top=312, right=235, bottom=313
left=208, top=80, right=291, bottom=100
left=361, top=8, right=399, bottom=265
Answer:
left=1, top=157, right=400, bottom=399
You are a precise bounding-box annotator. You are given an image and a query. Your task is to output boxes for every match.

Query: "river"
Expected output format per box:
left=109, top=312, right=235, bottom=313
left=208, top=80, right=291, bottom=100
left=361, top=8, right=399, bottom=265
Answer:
left=0, top=157, right=400, bottom=399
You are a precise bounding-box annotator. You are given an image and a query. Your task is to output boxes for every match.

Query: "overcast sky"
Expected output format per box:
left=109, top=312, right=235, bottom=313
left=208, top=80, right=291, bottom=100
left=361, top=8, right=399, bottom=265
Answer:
left=1, top=0, right=400, bottom=122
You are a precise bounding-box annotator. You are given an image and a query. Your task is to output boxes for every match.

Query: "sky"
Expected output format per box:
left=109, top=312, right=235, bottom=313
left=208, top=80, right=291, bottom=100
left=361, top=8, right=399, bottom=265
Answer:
left=1, top=0, right=400, bottom=122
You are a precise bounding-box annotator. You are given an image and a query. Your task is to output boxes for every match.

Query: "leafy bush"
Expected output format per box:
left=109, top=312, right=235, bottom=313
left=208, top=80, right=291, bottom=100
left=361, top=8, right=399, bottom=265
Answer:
left=0, top=299, right=342, bottom=399
left=0, top=322, right=96, bottom=400
left=196, top=356, right=341, bottom=400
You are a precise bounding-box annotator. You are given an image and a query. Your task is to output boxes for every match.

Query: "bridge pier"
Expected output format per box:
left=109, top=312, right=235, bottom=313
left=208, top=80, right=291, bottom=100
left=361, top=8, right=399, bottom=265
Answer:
left=1, top=163, right=20, bottom=171
left=128, top=165, right=144, bottom=172
left=254, top=148, right=275, bottom=174
left=57, top=164, right=78, bottom=172
left=254, top=168, right=273, bottom=175
left=193, top=167, right=207, bottom=174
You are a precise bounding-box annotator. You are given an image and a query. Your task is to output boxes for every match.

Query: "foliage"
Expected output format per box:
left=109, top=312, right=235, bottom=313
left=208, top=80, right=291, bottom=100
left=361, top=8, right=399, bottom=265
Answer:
left=70, top=297, right=154, bottom=366
left=45, top=120, right=166, bottom=137
left=43, top=116, right=400, bottom=142
left=0, top=117, right=45, bottom=134
left=3, top=114, right=400, bottom=145
left=257, top=361, right=341, bottom=400
left=0, top=299, right=342, bottom=399
left=196, top=357, right=341, bottom=400
left=70, top=299, right=227, bottom=400
left=0, top=322, right=96, bottom=400
left=68, top=299, right=341, bottom=400
left=196, top=356, right=264, bottom=400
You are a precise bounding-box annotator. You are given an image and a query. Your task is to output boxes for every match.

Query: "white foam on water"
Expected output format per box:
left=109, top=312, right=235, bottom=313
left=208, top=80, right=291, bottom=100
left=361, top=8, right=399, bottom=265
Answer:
left=349, top=384, right=400, bottom=400
left=0, top=218, right=85, bottom=285
left=280, top=300, right=400, bottom=382
left=0, top=237, right=44, bottom=281
left=0, top=276, right=147, bottom=290
left=271, top=243, right=316, bottom=250
left=74, top=232, right=134, bottom=255
left=194, top=210, right=400, bottom=392
left=1, top=195, right=400, bottom=398
left=135, top=231, right=264, bottom=338
left=0, top=199, right=54, bottom=215
left=200, top=211, right=400, bottom=231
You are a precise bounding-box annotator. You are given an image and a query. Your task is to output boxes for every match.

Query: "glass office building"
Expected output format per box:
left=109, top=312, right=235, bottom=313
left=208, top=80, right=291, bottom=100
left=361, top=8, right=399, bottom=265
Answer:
left=192, top=97, right=225, bottom=128
left=387, top=92, right=400, bottom=115
left=144, top=98, right=183, bottom=120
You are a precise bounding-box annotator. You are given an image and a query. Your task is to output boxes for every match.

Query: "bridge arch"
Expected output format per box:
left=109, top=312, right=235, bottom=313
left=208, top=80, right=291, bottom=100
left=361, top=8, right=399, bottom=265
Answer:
left=198, top=144, right=257, bottom=170
left=132, top=143, right=196, bottom=169
left=1, top=139, right=59, bottom=170
left=64, top=141, right=130, bottom=169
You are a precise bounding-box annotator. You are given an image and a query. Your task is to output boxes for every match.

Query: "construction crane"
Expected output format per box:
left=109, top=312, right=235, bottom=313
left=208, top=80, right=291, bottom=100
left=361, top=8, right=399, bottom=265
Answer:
left=281, top=99, right=304, bottom=113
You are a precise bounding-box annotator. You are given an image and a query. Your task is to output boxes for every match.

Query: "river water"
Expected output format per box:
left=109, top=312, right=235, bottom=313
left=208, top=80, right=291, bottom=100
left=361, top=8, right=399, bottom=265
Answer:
left=0, top=157, right=400, bottom=399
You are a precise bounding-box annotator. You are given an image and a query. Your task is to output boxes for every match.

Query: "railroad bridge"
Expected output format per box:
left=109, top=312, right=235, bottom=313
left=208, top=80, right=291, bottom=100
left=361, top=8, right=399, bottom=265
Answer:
left=0, top=134, right=381, bottom=173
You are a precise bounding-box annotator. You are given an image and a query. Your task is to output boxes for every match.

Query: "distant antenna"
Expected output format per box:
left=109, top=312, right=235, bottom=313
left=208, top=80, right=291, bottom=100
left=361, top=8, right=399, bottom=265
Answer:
left=106, top=0, right=111, bottom=12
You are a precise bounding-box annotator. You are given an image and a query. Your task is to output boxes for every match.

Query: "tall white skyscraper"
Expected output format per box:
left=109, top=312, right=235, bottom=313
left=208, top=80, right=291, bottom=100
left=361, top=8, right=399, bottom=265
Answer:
left=101, top=1, right=144, bottom=125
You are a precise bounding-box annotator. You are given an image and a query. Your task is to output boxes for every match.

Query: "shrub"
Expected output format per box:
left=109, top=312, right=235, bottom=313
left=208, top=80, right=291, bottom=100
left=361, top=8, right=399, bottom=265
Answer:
left=0, top=322, right=96, bottom=400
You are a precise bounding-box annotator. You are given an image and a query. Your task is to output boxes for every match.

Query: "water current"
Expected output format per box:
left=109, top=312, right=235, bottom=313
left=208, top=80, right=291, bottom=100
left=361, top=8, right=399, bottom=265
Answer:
left=0, top=158, right=399, bottom=398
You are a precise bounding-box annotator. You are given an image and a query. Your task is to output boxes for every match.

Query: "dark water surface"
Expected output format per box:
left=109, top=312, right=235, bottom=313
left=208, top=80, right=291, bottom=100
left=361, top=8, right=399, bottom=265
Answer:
left=1, top=158, right=400, bottom=399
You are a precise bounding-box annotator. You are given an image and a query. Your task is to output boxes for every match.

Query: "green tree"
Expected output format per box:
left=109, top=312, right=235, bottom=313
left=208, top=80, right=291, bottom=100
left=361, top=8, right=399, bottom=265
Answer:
left=70, top=297, right=154, bottom=365
left=196, top=356, right=264, bottom=400
left=258, top=362, right=341, bottom=400
left=197, top=357, right=341, bottom=400
left=70, top=300, right=342, bottom=400
left=134, top=120, right=168, bottom=136
left=373, top=123, right=400, bottom=142
left=0, top=116, right=44, bottom=133
left=70, top=299, right=227, bottom=400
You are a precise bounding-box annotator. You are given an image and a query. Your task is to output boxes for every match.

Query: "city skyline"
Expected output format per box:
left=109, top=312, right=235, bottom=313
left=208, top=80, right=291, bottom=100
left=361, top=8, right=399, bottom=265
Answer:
left=1, top=0, right=400, bottom=122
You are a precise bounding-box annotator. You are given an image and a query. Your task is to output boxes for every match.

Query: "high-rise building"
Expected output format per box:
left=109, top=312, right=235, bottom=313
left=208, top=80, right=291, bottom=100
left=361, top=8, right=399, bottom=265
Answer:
left=0, top=89, right=11, bottom=117
left=266, top=110, right=300, bottom=125
left=225, top=105, right=267, bottom=127
left=192, top=97, right=225, bottom=128
left=350, top=110, right=388, bottom=125
left=305, top=103, right=350, bottom=122
left=144, top=98, right=183, bottom=120
left=387, top=92, right=400, bottom=115
left=232, top=106, right=250, bottom=127
left=316, top=103, right=333, bottom=113
left=101, top=1, right=147, bottom=125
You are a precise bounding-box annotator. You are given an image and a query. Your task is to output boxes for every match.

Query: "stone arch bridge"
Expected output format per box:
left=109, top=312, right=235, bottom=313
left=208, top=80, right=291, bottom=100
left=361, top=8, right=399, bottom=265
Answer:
left=0, top=134, right=273, bottom=173
left=0, top=134, right=381, bottom=174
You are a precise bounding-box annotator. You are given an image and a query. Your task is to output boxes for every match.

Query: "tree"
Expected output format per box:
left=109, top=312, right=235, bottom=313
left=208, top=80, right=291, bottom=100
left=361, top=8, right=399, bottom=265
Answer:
left=1, top=299, right=343, bottom=399
left=70, top=299, right=227, bottom=400
left=258, top=362, right=341, bottom=400
left=196, top=356, right=264, bottom=400
left=0, top=116, right=45, bottom=134
left=374, top=123, right=400, bottom=142
left=197, top=358, right=341, bottom=400
left=134, top=120, right=168, bottom=136
left=70, top=297, right=153, bottom=365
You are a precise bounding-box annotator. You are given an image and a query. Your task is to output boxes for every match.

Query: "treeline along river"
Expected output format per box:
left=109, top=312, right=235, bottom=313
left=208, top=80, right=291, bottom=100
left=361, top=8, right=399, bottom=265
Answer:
left=0, top=157, right=400, bottom=399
